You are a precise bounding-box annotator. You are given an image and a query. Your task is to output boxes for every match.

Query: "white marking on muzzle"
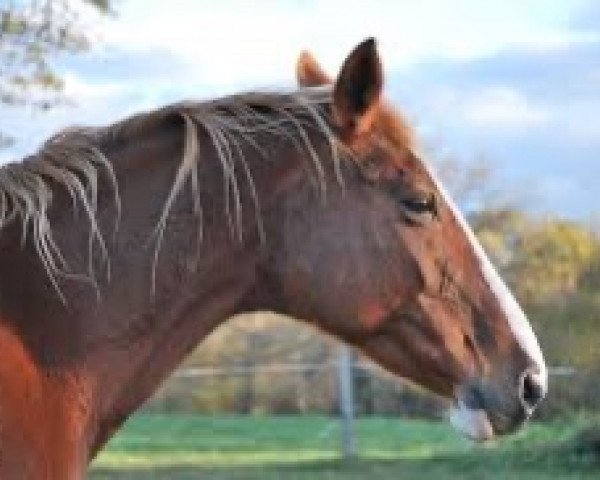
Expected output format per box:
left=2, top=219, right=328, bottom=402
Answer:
left=449, top=401, right=495, bottom=442
left=415, top=149, right=548, bottom=395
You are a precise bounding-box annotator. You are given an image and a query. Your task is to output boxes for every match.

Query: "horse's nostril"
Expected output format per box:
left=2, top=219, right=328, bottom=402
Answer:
left=520, top=370, right=545, bottom=412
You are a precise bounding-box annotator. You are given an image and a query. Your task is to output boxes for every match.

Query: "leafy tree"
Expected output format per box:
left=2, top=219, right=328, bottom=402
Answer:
left=512, top=220, right=599, bottom=301
left=0, top=0, right=112, bottom=144
left=472, top=210, right=600, bottom=302
left=471, top=209, right=528, bottom=269
left=579, top=248, right=600, bottom=293
left=471, top=209, right=600, bottom=419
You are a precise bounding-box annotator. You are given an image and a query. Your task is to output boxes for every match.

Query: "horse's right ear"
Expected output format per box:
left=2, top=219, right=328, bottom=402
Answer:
left=332, top=38, right=383, bottom=138
left=296, top=51, right=332, bottom=87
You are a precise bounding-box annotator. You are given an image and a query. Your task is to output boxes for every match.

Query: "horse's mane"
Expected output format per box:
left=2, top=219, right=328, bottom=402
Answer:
left=0, top=86, right=346, bottom=299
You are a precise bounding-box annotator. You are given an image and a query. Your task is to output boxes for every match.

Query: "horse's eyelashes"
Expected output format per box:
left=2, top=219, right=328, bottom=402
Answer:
left=397, top=190, right=438, bottom=224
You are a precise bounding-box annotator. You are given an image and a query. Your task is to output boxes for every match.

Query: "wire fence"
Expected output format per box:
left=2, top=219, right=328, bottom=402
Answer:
left=142, top=311, right=583, bottom=459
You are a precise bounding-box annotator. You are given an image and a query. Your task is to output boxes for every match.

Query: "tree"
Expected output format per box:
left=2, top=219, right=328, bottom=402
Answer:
left=473, top=209, right=600, bottom=377
left=434, top=153, right=495, bottom=210
left=0, top=0, right=112, bottom=145
left=472, top=210, right=600, bottom=302
left=512, top=220, right=599, bottom=301
left=471, top=209, right=526, bottom=260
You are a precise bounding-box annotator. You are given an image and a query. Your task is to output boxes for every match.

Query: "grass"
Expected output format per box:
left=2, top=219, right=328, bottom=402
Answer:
left=91, top=413, right=600, bottom=479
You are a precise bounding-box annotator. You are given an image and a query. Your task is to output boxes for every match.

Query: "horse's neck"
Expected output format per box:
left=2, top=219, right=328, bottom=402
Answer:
left=0, top=111, right=323, bottom=456
left=0, top=123, right=273, bottom=456
left=87, top=126, right=279, bottom=451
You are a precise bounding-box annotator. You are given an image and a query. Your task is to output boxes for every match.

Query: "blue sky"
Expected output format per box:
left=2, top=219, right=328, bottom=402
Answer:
left=2, top=0, right=598, bottom=220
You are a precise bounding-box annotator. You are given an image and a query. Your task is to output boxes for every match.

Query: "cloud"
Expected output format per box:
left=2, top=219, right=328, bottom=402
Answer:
left=417, top=86, right=551, bottom=129
left=389, top=35, right=600, bottom=141
left=571, top=0, right=600, bottom=30
left=61, top=72, right=128, bottom=100
left=2, top=0, right=598, bottom=220
left=92, top=0, right=594, bottom=87
left=462, top=88, right=550, bottom=127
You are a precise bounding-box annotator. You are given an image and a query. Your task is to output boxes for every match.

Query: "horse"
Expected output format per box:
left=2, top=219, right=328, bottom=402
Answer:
left=0, top=38, right=546, bottom=478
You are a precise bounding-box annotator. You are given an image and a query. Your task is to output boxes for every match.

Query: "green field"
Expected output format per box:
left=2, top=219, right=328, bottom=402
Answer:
left=91, top=413, right=600, bottom=479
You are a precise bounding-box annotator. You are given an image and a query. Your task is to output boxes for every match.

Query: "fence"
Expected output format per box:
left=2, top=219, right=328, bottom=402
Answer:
left=142, top=311, right=585, bottom=459
left=146, top=343, right=442, bottom=460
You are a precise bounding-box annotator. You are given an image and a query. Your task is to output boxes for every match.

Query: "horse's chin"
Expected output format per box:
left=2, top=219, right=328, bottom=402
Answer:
left=449, top=400, right=495, bottom=442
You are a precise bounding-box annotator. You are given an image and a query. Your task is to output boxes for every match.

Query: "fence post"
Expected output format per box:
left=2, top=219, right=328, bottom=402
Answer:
left=337, top=345, right=357, bottom=459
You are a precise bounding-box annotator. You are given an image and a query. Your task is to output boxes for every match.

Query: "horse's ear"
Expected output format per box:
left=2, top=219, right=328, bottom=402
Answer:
left=296, top=51, right=332, bottom=86
left=333, top=38, right=383, bottom=137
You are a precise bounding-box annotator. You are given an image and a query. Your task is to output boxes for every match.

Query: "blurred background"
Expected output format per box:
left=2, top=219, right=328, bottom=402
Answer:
left=1, top=1, right=599, bottom=478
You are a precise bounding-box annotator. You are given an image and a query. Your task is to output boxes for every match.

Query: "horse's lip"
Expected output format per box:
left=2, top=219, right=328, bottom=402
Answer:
left=450, top=383, right=500, bottom=441
left=449, top=397, right=496, bottom=442
left=451, top=385, right=531, bottom=440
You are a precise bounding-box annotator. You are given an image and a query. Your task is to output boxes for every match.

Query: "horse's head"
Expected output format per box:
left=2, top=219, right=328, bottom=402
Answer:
left=266, top=38, right=546, bottom=441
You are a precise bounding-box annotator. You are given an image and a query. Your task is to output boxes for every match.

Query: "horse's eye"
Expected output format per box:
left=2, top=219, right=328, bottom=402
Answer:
left=402, top=195, right=435, bottom=214
left=399, top=192, right=438, bottom=224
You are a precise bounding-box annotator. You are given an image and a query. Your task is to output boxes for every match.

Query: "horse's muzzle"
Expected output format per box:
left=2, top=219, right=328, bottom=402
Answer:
left=450, top=367, right=546, bottom=441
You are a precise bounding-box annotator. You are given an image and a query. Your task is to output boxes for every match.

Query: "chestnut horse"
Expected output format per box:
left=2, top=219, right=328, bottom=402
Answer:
left=0, top=39, right=546, bottom=478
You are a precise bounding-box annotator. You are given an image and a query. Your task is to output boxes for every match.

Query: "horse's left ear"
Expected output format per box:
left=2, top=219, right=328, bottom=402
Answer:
left=333, top=38, right=383, bottom=138
left=296, top=51, right=332, bottom=87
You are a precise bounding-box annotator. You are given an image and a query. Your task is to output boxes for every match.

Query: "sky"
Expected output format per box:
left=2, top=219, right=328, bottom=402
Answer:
left=2, top=0, right=599, bottom=220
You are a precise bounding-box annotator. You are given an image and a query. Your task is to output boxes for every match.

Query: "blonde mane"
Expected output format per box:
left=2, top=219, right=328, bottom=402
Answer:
left=0, top=86, right=352, bottom=300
